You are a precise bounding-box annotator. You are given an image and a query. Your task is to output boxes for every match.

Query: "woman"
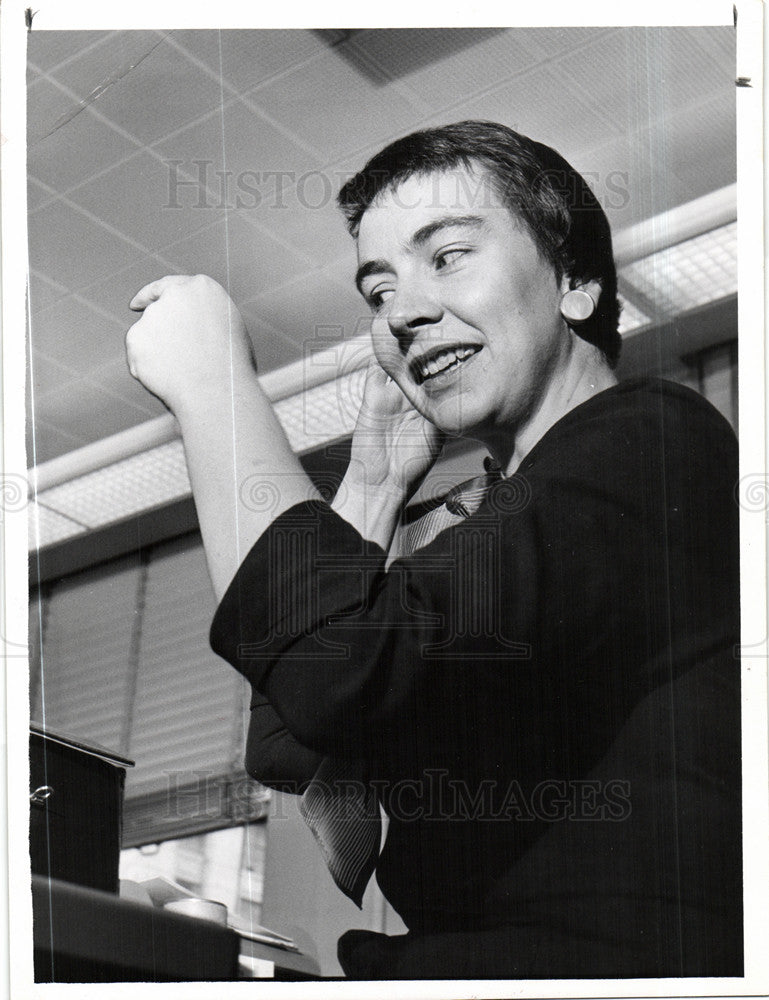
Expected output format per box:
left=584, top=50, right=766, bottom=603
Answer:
left=126, top=122, right=742, bottom=978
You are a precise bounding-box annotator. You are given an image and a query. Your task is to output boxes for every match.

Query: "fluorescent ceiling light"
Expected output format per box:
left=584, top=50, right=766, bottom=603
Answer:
left=619, top=222, right=737, bottom=319
left=28, top=371, right=369, bottom=549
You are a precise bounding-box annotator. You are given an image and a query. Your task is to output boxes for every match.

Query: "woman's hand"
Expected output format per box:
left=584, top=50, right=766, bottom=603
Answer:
left=350, top=362, right=445, bottom=498
left=126, top=274, right=256, bottom=415
left=332, top=362, right=445, bottom=548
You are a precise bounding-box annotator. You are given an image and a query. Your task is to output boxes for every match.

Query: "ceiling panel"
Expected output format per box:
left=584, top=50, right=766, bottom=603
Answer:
left=440, top=65, right=624, bottom=160
left=28, top=198, right=144, bottom=294
left=28, top=292, right=129, bottom=371
left=26, top=75, right=88, bottom=145
left=25, top=26, right=737, bottom=468
left=27, top=176, right=56, bottom=214
left=572, top=86, right=736, bottom=233
left=83, top=39, right=225, bottom=149
left=29, top=376, right=159, bottom=455
left=171, top=28, right=328, bottom=98
left=64, top=150, right=222, bottom=251
left=27, top=418, right=89, bottom=466
left=82, top=357, right=169, bottom=417
left=241, top=265, right=368, bottom=346
left=345, top=28, right=505, bottom=81
left=252, top=49, right=425, bottom=162
left=45, top=31, right=166, bottom=104
left=554, top=27, right=734, bottom=134
left=350, top=27, right=594, bottom=112
left=158, top=213, right=310, bottom=310
left=27, top=349, right=84, bottom=400
left=27, top=96, right=140, bottom=192
left=28, top=268, right=73, bottom=316
left=151, top=93, right=326, bottom=217
left=61, top=256, right=185, bottom=335
left=26, top=30, right=115, bottom=74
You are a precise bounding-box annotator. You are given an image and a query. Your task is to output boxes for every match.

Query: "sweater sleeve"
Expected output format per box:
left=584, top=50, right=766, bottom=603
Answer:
left=210, top=491, right=540, bottom=769
left=210, top=382, right=739, bottom=774
left=244, top=692, right=323, bottom=793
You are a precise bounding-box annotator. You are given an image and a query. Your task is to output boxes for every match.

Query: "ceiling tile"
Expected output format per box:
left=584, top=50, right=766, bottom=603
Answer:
left=27, top=75, right=84, bottom=145
left=172, top=28, right=327, bottom=97
left=355, top=28, right=552, bottom=113
left=28, top=293, right=128, bottom=371
left=27, top=30, right=114, bottom=74
left=242, top=267, right=369, bottom=347
left=253, top=48, right=424, bottom=162
left=160, top=212, right=309, bottom=304
left=662, top=90, right=736, bottom=196
left=73, top=257, right=188, bottom=329
left=28, top=269, right=72, bottom=315
left=87, top=35, right=225, bottom=148
left=240, top=195, right=353, bottom=273
left=84, top=357, right=169, bottom=417
left=65, top=150, right=221, bottom=251
left=552, top=26, right=734, bottom=137
left=234, top=309, right=305, bottom=375
left=28, top=199, right=141, bottom=295
left=26, top=417, right=88, bottom=466
left=346, top=28, right=507, bottom=88
left=152, top=94, right=324, bottom=208
left=28, top=98, right=139, bottom=193
left=439, top=65, right=622, bottom=158
left=28, top=349, right=82, bottom=399
left=27, top=177, right=55, bottom=214
left=575, top=85, right=735, bottom=233
left=32, top=377, right=159, bottom=455
left=50, top=31, right=166, bottom=103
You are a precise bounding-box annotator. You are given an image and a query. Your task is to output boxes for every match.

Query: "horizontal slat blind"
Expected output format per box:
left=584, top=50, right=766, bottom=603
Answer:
left=29, top=533, right=261, bottom=847
left=127, top=535, right=246, bottom=798
left=32, top=554, right=141, bottom=754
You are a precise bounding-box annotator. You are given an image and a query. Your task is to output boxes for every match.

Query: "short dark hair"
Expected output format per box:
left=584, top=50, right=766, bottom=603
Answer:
left=337, top=120, right=622, bottom=368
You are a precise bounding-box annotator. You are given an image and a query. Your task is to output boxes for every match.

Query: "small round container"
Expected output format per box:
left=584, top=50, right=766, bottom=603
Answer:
left=163, top=897, right=228, bottom=926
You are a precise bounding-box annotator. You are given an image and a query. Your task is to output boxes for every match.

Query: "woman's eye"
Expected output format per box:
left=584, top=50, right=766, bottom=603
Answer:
left=369, top=288, right=394, bottom=312
left=434, top=248, right=467, bottom=270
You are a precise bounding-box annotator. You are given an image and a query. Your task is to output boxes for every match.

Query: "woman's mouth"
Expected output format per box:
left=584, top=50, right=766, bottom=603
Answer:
left=411, top=345, right=481, bottom=385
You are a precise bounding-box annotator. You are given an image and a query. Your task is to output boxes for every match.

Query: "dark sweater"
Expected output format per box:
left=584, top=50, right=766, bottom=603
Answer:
left=210, top=378, right=742, bottom=978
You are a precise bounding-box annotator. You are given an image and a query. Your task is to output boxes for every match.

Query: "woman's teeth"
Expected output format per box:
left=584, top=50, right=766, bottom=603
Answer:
left=419, top=346, right=477, bottom=381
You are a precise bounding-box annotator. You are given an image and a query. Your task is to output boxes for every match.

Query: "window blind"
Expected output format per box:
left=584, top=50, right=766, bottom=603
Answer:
left=29, top=533, right=268, bottom=848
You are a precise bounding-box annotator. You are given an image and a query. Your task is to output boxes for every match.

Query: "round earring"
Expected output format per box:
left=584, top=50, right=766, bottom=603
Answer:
left=560, top=289, right=596, bottom=325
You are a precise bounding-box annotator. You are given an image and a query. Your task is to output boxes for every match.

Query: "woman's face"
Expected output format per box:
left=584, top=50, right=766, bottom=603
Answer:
left=356, top=166, right=573, bottom=446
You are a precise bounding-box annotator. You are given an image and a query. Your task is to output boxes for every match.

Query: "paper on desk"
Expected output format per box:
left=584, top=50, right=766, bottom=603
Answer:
left=136, top=875, right=298, bottom=950
left=228, top=922, right=300, bottom=952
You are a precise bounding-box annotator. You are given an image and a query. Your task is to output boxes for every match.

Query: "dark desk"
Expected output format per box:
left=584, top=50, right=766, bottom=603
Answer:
left=33, top=875, right=242, bottom=982
left=32, top=876, right=321, bottom=981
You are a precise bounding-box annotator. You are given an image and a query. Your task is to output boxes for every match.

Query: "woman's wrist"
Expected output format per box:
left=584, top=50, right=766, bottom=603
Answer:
left=332, top=467, right=407, bottom=549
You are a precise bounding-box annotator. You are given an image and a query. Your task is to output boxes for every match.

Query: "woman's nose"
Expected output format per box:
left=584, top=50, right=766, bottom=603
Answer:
left=387, top=282, right=443, bottom=342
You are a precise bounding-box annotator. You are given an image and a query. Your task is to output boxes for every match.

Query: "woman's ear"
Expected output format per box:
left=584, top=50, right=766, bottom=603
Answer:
left=559, top=279, right=603, bottom=325
left=559, top=275, right=602, bottom=300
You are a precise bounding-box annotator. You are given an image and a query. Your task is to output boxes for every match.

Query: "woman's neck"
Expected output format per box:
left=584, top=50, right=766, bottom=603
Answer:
left=486, top=343, right=618, bottom=476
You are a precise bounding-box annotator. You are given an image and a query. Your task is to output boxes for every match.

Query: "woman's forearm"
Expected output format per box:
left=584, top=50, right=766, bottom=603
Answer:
left=174, top=369, right=320, bottom=600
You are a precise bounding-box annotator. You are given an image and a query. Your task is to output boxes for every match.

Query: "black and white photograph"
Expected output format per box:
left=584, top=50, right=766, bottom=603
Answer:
left=2, top=0, right=767, bottom=994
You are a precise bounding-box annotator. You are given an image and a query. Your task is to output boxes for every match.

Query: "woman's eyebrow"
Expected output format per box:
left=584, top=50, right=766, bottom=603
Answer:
left=355, top=259, right=391, bottom=295
left=355, top=215, right=486, bottom=294
left=410, top=214, right=486, bottom=249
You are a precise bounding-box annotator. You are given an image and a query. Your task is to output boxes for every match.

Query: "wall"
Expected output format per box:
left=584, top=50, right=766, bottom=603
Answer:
left=259, top=793, right=406, bottom=976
